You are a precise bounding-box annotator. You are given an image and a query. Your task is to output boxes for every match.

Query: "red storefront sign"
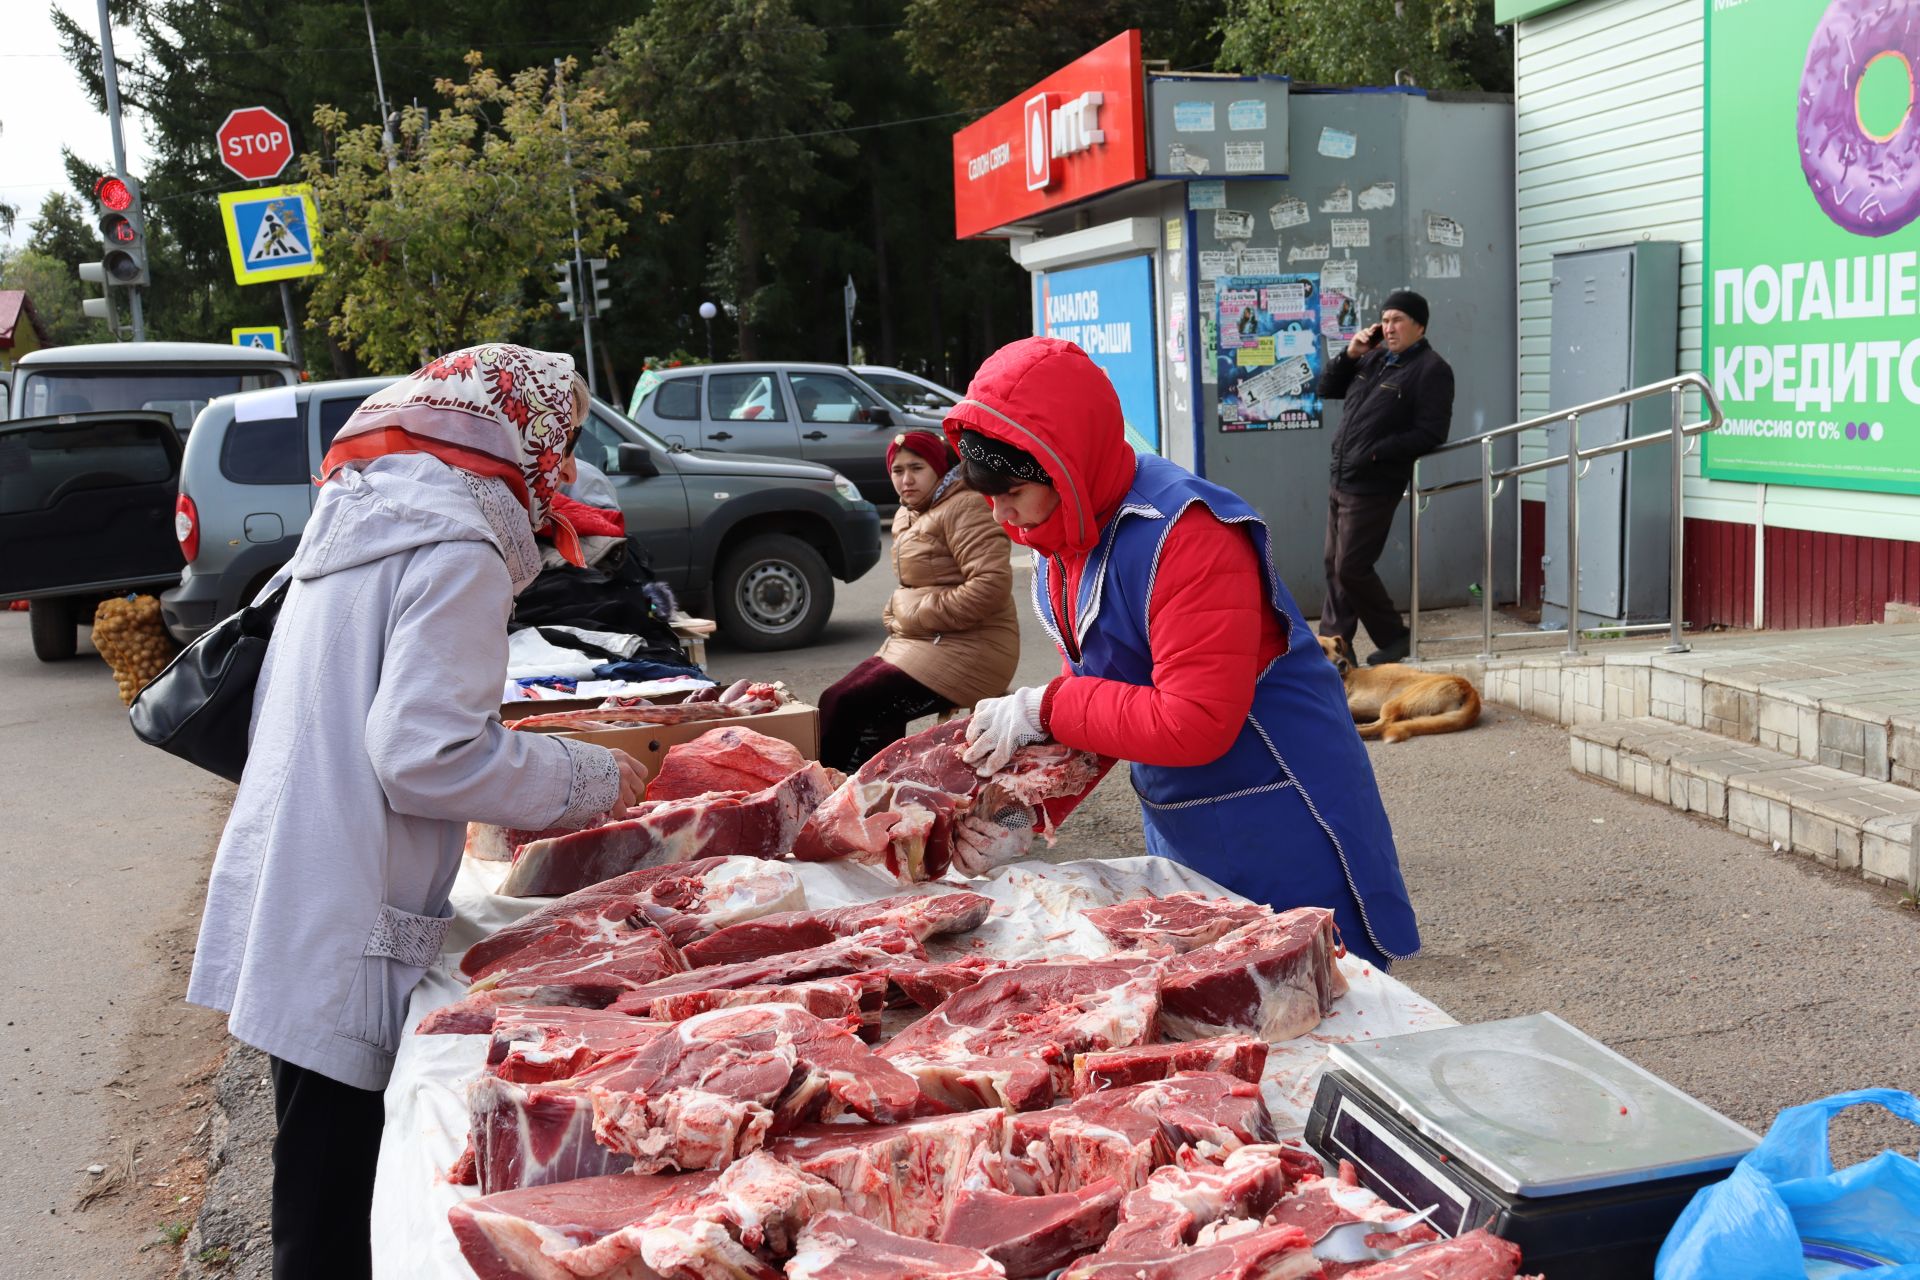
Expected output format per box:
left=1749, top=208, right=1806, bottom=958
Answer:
left=951, top=30, right=1148, bottom=239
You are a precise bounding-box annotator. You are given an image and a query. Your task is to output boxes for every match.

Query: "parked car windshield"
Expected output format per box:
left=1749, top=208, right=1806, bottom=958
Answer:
left=17, top=369, right=286, bottom=434
left=861, top=372, right=958, bottom=414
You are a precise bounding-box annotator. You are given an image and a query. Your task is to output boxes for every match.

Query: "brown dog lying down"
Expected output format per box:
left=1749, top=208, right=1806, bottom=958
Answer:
left=1318, top=635, right=1482, bottom=743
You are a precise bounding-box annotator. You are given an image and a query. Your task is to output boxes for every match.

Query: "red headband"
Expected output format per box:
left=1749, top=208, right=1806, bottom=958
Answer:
left=886, top=430, right=953, bottom=477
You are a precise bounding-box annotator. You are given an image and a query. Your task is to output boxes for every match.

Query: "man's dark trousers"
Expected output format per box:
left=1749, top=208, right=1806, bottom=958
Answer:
left=270, top=1055, right=383, bottom=1279
left=1322, top=487, right=1406, bottom=648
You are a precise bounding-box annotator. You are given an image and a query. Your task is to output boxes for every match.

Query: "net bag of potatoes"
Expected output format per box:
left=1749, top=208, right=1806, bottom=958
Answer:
left=92, top=595, right=180, bottom=706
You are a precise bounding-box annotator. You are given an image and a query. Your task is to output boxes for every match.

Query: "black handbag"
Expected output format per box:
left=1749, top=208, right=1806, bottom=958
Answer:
left=129, top=579, right=289, bottom=783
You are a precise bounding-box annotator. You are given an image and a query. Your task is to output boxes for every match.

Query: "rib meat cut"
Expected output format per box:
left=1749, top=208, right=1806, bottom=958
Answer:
left=487, top=1006, right=666, bottom=1083
left=880, top=958, right=1162, bottom=1111
left=1084, top=893, right=1275, bottom=954
left=681, top=890, right=993, bottom=968
left=1156, top=907, right=1347, bottom=1042
left=939, top=1179, right=1124, bottom=1279
left=646, top=725, right=813, bottom=802
left=763, top=1109, right=1007, bottom=1241
left=785, top=1211, right=1006, bottom=1280
left=1098, top=1145, right=1307, bottom=1257
left=638, top=973, right=886, bottom=1040
left=791, top=720, right=1103, bottom=882
left=418, top=925, right=686, bottom=1036
left=606, top=927, right=925, bottom=1015
left=501, top=764, right=838, bottom=897
left=1072, top=1035, right=1269, bottom=1096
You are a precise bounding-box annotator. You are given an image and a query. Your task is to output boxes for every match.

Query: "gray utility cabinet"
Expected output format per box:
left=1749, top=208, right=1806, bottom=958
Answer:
left=1541, top=243, right=1680, bottom=626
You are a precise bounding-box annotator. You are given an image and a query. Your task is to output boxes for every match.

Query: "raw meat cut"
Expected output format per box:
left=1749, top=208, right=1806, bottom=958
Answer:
left=647, top=725, right=813, bottom=801
left=881, top=958, right=1162, bottom=1111
left=501, top=763, right=838, bottom=897
left=883, top=954, right=1044, bottom=1009
left=1156, top=907, right=1347, bottom=1042
left=1100, top=1145, right=1305, bottom=1256
left=1072, top=1035, right=1269, bottom=1096
left=1085, top=893, right=1275, bottom=953
left=786, top=1211, right=1006, bottom=1280
left=1001, top=1072, right=1281, bottom=1194
left=458, top=858, right=799, bottom=981
left=764, top=1109, right=1007, bottom=1240
left=606, top=926, right=925, bottom=1015
left=488, top=1006, right=665, bottom=1083
left=639, top=973, right=886, bottom=1040
left=1264, top=1169, right=1440, bottom=1277
left=466, top=814, right=609, bottom=863
left=449, top=1152, right=840, bottom=1280
left=419, top=926, right=685, bottom=1036
left=1058, top=1221, right=1321, bottom=1280
left=509, top=682, right=785, bottom=733
left=473, top=1003, right=927, bottom=1188
left=1339, top=1230, right=1530, bottom=1280
left=682, top=890, right=994, bottom=967
left=792, top=719, right=1103, bottom=882
left=939, top=1179, right=1123, bottom=1279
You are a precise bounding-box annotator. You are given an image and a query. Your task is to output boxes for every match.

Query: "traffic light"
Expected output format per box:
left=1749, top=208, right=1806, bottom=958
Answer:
left=588, top=258, right=610, bottom=317
left=95, top=174, right=150, bottom=288
left=553, top=261, right=576, bottom=320
left=78, top=261, right=119, bottom=331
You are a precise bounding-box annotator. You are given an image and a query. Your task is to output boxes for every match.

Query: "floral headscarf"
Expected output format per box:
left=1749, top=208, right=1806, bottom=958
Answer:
left=320, top=344, right=585, bottom=565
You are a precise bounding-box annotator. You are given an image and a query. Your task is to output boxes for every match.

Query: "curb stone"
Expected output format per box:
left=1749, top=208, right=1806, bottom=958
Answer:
left=179, top=1041, right=273, bottom=1280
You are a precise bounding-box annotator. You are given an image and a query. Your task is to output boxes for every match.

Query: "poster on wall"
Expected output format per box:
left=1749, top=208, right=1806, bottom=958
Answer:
left=1215, top=273, right=1323, bottom=430
left=1035, top=255, right=1163, bottom=453
left=1703, top=0, right=1920, bottom=494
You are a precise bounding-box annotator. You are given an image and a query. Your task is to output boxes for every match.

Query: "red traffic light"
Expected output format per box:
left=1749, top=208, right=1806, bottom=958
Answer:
left=95, top=175, right=133, bottom=211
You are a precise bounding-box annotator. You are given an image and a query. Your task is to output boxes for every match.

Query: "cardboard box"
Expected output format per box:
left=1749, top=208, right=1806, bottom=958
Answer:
left=516, top=702, right=820, bottom=777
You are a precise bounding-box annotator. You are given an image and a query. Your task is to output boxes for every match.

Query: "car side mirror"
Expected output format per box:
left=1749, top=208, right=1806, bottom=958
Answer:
left=616, top=442, right=660, bottom=477
left=865, top=407, right=894, bottom=428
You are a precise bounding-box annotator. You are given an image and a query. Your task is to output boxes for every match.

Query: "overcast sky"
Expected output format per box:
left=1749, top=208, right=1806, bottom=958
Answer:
left=0, top=0, right=155, bottom=249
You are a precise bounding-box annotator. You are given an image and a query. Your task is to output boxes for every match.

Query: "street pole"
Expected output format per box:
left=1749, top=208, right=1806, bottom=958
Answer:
left=278, top=281, right=305, bottom=369
left=554, top=59, right=600, bottom=401
left=94, top=0, right=144, bottom=340
left=363, top=0, right=398, bottom=172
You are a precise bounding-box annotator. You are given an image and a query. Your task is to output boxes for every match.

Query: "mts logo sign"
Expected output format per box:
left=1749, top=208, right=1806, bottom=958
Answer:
left=1024, top=91, right=1107, bottom=192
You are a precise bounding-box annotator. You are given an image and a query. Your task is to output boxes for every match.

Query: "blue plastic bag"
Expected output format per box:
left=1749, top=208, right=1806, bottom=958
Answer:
left=1657, top=1090, right=1920, bottom=1279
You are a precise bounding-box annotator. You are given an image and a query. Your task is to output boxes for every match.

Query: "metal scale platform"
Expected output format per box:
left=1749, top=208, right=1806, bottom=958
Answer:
left=1306, top=1012, right=1759, bottom=1278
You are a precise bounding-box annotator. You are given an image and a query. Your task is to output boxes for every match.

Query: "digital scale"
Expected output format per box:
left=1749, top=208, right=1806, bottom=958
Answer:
left=1306, top=1012, right=1760, bottom=1279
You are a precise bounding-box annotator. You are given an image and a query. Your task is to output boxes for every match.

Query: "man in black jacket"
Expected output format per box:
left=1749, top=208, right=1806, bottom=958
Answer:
left=1317, top=288, right=1454, bottom=666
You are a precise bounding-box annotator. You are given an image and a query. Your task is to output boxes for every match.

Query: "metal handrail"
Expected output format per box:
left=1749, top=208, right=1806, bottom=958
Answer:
left=1407, top=372, right=1725, bottom=661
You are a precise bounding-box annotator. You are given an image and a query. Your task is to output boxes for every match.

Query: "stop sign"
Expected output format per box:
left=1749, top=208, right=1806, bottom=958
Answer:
left=216, top=106, right=293, bottom=182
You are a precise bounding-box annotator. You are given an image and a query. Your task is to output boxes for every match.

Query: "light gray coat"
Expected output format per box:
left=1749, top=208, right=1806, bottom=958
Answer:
left=187, top=454, right=616, bottom=1091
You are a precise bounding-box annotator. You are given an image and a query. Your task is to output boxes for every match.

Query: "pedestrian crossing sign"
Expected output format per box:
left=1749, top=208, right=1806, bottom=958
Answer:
left=218, top=183, right=325, bottom=285
left=231, top=326, right=283, bottom=351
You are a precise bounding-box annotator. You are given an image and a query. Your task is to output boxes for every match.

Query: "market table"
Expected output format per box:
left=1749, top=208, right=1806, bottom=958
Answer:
left=369, top=854, right=1455, bottom=1279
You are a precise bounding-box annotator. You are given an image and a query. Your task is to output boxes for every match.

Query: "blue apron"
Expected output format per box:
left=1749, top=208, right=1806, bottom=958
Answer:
left=1033, top=455, right=1420, bottom=969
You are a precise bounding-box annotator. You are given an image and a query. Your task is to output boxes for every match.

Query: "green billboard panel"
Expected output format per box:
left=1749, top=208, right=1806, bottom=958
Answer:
left=1703, top=0, right=1920, bottom=495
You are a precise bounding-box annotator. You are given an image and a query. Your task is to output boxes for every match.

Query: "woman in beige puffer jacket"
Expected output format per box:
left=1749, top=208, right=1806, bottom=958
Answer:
left=817, top=430, right=1018, bottom=770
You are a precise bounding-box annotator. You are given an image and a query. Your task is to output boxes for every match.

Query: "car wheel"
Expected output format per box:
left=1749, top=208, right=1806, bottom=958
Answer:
left=713, top=533, right=833, bottom=651
left=28, top=598, right=78, bottom=662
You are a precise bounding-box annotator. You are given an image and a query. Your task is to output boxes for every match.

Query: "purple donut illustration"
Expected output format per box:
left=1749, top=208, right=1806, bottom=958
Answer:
left=1797, top=0, right=1920, bottom=236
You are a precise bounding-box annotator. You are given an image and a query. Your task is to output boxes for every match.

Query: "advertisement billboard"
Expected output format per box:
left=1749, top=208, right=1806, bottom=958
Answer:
left=1035, top=255, right=1161, bottom=453
left=1703, top=0, right=1920, bottom=494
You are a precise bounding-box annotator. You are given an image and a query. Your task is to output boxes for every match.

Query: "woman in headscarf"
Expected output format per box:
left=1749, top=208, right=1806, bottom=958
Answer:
left=186, top=344, right=648, bottom=1280
left=947, top=337, right=1420, bottom=971
left=816, top=429, right=1018, bottom=771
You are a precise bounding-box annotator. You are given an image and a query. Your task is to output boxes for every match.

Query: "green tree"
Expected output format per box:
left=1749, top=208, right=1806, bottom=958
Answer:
left=1215, top=0, right=1511, bottom=91
left=27, top=193, right=99, bottom=270
left=0, top=248, right=101, bottom=347
left=599, top=0, right=851, bottom=358
left=303, top=55, right=644, bottom=372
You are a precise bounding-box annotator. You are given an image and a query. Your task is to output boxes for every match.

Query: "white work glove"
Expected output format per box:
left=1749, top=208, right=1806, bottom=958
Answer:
left=949, top=807, right=1036, bottom=878
left=961, top=686, right=1048, bottom=776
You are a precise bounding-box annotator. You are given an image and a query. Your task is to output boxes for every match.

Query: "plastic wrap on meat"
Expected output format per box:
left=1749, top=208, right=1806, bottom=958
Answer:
left=791, top=720, right=1103, bottom=882
left=501, top=764, right=837, bottom=897
left=606, top=927, right=925, bottom=1015
left=1071, top=1035, right=1270, bottom=1096
left=1155, top=907, right=1348, bottom=1042
left=1084, top=893, right=1275, bottom=954
left=786, top=1210, right=1007, bottom=1280
left=880, top=959, right=1161, bottom=1111
left=682, top=890, right=993, bottom=968
left=939, top=1179, right=1124, bottom=1279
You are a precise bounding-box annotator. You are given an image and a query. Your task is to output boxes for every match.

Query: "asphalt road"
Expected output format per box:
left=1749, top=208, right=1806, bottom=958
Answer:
left=4, top=528, right=1914, bottom=1280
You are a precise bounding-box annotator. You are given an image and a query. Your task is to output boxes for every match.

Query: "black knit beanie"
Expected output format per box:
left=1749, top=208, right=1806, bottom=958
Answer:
left=1382, top=289, right=1430, bottom=329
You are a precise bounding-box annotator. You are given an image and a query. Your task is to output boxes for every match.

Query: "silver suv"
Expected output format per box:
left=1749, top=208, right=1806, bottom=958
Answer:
left=162, top=379, right=882, bottom=651
left=630, top=362, right=945, bottom=505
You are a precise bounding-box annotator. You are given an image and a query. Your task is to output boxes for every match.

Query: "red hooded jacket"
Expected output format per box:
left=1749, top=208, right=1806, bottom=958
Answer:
left=944, top=339, right=1285, bottom=768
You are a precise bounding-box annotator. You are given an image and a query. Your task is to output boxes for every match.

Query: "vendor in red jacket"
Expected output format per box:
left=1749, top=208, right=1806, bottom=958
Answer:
left=948, top=337, right=1420, bottom=971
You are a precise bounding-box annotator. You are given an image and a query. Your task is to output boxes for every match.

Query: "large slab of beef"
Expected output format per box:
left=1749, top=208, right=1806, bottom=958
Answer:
left=449, top=1150, right=839, bottom=1280
left=880, top=958, right=1162, bottom=1111
left=681, top=889, right=993, bottom=967
left=791, top=719, right=1103, bottom=882
left=638, top=973, right=886, bottom=1041
left=471, top=1003, right=926, bottom=1190
left=606, top=926, right=925, bottom=1015
left=486, top=1006, right=665, bottom=1084
left=1084, top=892, right=1276, bottom=954
left=764, top=1109, right=1007, bottom=1241
left=419, top=926, right=686, bottom=1036
left=786, top=1211, right=1007, bottom=1280
left=646, top=724, right=814, bottom=801
left=501, top=763, right=838, bottom=897
left=939, top=1179, right=1124, bottom=1279
left=507, top=679, right=785, bottom=733
left=1156, top=907, right=1347, bottom=1042
left=1071, top=1035, right=1269, bottom=1096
